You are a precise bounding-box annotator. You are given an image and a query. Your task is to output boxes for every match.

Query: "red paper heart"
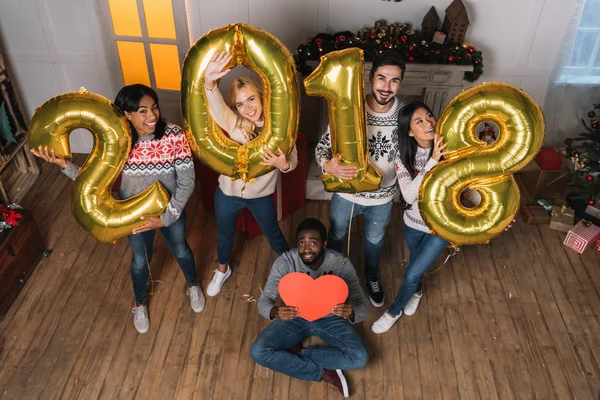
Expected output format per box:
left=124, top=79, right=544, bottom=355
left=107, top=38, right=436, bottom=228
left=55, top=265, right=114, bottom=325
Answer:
left=279, top=272, right=349, bottom=322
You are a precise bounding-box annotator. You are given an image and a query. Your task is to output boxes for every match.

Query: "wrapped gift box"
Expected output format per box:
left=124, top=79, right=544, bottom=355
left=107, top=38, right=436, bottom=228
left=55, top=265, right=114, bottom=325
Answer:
left=585, top=204, right=600, bottom=219
left=518, top=161, right=567, bottom=200
left=563, top=219, right=600, bottom=254
left=549, top=205, right=575, bottom=232
left=521, top=206, right=550, bottom=224
left=199, top=133, right=307, bottom=239
left=535, top=147, right=563, bottom=170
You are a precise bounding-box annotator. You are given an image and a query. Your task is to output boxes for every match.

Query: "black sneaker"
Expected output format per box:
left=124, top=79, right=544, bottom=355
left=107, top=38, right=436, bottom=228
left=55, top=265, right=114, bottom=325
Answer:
left=366, top=276, right=385, bottom=307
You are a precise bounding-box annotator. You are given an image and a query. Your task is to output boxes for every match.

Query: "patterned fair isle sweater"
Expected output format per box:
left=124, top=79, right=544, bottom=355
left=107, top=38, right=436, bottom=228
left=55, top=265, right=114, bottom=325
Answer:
left=315, top=96, right=404, bottom=206
left=257, top=249, right=370, bottom=323
left=62, top=123, right=195, bottom=227
left=395, top=147, right=438, bottom=233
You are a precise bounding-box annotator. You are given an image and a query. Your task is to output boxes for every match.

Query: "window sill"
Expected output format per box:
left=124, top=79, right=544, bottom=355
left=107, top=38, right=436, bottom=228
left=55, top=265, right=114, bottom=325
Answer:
left=555, top=75, right=600, bottom=85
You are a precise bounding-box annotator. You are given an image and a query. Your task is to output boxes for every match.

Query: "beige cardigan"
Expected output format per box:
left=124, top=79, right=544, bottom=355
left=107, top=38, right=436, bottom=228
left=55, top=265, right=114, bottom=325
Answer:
left=204, top=85, right=298, bottom=198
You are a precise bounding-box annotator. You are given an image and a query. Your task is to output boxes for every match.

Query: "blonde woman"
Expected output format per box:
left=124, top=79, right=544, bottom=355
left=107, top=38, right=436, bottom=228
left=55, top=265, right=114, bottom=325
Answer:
left=203, top=51, right=298, bottom=297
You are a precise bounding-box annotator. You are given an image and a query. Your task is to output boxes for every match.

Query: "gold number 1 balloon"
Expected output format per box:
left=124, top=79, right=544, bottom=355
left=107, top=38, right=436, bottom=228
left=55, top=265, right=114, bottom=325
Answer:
left=304, top=48, right=382, bottom=192
left=418, top=82, right=545, bottom=246
left=29, top=90, right=170, bottom=243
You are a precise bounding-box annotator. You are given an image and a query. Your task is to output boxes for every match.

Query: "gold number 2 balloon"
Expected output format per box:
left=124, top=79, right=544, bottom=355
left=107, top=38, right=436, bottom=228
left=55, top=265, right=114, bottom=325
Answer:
left=29, top=89, right=170, bottom=243
left=182, top=23, right=299, bottom=182
left=419, top=82, right=545, bottom=246
left=304, top=48, right=382, bottom=192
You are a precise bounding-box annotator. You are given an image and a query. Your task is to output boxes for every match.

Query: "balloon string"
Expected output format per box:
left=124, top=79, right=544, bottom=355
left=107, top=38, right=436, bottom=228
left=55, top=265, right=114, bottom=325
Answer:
left=393, top=245, right=460, bottom=294
left=346, top=202, right=355, bottom=257
left=135, top=244, right=165, bottom=306
left=424, top=245, right=460, bottom=278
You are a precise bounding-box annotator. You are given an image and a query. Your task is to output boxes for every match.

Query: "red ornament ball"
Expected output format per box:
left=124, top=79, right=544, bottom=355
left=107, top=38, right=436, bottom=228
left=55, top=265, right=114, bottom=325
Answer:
left=589, top=111, right=596, bottom=118
left=408, top=56, right=415, bottom=62
left=424, top=51, right=429, bottom=56
left=467, top=46, right=476, bottom=53
left=474, top=58, right=481, bottom=65
left=338, top=35, right=346, bottom=42
left=435, top=50, right=441, bottom=55
left=586, top=175, right=594, bottom=182
left=383, top=41, right=390, bottom=48
left=315, top=38, right=323, bottom=47
left=588, top=199, right=596, bottom=206
left=408, top=45, right=414, bottom=51
left=400, top=35, right=408, bottom=43
left=592, top=120, right=599, bottom=129
left=369, top=32, right=377, bottom=39
left=448, top=55, right=455, bottom=62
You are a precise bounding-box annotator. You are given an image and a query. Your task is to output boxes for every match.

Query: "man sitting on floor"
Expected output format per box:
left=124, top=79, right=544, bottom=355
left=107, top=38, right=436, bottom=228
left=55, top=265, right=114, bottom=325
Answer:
left=250, top=218, right=370, bottom=398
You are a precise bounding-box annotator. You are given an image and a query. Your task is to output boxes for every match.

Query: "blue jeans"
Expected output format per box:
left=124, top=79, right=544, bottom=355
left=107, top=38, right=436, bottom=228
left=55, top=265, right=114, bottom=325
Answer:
left=328, top=193, right=393, bottom=279
left=128, top=213, right=197, bottom=304
left=215, top=187, right=289, bottom=264
left=250, top=315, right=368, bottom=381
left=388, top=223, right=449, bottom=316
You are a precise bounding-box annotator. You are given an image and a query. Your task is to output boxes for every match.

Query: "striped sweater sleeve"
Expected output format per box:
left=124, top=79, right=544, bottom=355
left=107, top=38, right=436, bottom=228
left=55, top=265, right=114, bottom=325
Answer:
left=395, top=155, right=438, bottom=205
left=315, top=126, right=332, bottom=173
left=61, top=161, right=80, bottom=181
left=160, top=132, right=195, bottom=226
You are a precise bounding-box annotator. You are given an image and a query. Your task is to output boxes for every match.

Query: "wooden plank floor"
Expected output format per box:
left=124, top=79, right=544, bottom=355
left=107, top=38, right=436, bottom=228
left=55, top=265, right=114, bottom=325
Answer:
left=1, top=156, right=599, bottom=399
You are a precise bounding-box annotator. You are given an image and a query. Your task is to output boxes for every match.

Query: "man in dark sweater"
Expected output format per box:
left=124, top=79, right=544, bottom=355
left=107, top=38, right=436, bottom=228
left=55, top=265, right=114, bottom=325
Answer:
left=251, top=218, right=370, bottom=398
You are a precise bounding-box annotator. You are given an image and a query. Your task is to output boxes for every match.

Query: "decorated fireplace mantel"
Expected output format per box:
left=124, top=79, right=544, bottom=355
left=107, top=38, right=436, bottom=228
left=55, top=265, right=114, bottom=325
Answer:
left=305, top=61, right=474, bottom=201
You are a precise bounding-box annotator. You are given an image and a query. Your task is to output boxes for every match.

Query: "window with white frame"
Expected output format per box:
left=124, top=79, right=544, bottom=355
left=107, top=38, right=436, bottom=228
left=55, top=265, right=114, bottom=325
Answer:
left=96, top=0, right=190, bottom=95
left=560, top=0, right=600, bottom=84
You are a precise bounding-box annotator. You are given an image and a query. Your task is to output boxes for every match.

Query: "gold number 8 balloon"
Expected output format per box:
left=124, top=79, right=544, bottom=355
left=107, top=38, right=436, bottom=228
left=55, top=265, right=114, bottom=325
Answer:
left=418, top=82, right=545, bottom=246
left=28, top=89, right=170, bottom=243
left=181, top=23, right=299, bottom=181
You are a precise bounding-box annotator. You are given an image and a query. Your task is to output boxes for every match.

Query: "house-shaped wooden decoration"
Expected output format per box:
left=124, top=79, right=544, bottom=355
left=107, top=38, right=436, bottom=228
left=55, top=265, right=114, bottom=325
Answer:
left=442, top=0, right=470, bottom=43
left=421, top=6, right=440, bottom=40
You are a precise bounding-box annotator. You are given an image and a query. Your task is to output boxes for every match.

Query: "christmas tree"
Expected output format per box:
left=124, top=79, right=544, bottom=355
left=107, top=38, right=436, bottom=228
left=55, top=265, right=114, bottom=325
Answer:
left=564, top=103, right=600, bottom=206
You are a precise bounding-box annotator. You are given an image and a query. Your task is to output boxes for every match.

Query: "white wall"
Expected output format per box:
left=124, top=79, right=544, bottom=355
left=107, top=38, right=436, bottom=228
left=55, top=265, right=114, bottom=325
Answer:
left=0, top=0, right=584, bottom=152
left=0, top=0, right=113, bottom=153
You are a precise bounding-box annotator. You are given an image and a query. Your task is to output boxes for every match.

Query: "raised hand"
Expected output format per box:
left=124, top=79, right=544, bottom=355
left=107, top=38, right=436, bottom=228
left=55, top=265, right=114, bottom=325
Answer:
left=204, top=51, right=233, bottom=90
left=31, top=145, right=68, bottom=169
left=431, top=134, right=448, bottom=162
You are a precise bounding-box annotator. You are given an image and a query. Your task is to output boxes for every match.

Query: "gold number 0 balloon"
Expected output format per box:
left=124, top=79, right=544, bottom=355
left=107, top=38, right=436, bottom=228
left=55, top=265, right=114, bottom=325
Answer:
left=29, top=90, right=170, bottom=243
left=182, top=23, right=299, bottom=181
left=419, top=82, right=545, bottom=246
left=304, top=48, right=382, bottom=192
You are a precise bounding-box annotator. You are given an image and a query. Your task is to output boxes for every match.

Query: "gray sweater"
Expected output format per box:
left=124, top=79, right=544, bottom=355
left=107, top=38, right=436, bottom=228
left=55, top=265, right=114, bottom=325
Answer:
left=62, top=124, right=195, bottom=227
left=257, top=249, right=370, bottom=323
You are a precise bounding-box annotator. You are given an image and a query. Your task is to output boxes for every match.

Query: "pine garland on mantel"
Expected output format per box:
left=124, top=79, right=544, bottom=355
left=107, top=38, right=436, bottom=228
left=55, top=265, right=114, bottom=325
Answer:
left=295, top=20, right=483, bottom=82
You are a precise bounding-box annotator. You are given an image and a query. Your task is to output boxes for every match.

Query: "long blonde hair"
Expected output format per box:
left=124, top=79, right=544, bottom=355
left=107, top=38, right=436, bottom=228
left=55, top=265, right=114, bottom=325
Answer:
left=227, top=77, right=263, bottom=140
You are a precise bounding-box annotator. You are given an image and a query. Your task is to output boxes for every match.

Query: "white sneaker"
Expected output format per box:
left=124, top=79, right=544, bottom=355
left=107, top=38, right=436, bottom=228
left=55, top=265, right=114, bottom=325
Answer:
left=187, top=285, right=206, bottom=313
left=206, top=266, right=232, bottom=297
left=371, top=311, right=402, bottom=334
left=403, top=292, right=423, bottom=316
left=132, top=305, right=149, bottom=334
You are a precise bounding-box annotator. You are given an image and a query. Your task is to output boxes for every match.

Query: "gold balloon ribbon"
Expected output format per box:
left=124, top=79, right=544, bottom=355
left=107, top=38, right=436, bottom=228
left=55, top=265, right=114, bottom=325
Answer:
left=304, top=48, right=383, bottom=193
left=29, top=91, right=170, bottom=243
left=551, top=205, right=574, bottom=218
left=241, top=283, right=263, bottom=304
left=181, top=23, right=299, bottom=181
left=419, top=82, right=545, bottom=246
